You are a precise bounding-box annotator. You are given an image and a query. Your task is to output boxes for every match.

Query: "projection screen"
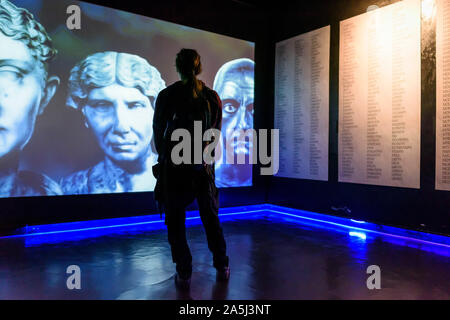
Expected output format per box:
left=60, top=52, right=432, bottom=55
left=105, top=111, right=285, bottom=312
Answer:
left=0, top=0, right=255, bottom=198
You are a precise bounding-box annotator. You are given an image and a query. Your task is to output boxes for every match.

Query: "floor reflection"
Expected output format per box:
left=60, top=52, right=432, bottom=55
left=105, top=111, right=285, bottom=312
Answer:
left=0, top=216, right=448, bottom=299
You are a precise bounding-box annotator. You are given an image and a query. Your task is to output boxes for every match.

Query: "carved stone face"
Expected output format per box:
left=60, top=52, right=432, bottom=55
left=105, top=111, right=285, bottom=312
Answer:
left=213, top=58, right=254, bottom=187
left=83, top=83, right=154, bottom=164
left=214, top=61, right=254, bottom=156
left=0, top=32, right=46, bottom=159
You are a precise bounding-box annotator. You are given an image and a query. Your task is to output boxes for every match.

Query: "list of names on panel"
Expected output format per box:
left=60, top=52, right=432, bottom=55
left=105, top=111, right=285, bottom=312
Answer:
left=436, top=0, right=450, bottom=191
left=275, top=26, right=330, bottom=181
left=338, top=0, right=421, bottom=188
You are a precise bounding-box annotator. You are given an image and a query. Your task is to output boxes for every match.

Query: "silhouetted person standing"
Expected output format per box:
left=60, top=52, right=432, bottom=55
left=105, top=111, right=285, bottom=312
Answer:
left=153, top=49, right=229, bottom=289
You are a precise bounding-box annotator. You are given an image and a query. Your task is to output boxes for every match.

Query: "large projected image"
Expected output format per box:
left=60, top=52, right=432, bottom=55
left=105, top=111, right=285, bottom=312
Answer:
left=0, top=0, right=254, bottom=198
left=213, top=58, right=254, bottom=187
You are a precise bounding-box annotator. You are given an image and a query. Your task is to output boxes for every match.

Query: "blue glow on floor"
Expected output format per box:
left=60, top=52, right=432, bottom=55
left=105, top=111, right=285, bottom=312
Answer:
left=349, top=231, right=367, bottom=240
left=0, top=204, right=448, bottom=256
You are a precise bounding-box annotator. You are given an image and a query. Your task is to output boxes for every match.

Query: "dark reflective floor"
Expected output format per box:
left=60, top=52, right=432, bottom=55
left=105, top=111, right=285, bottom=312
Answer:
left=0, top=215, right=449, bottom=299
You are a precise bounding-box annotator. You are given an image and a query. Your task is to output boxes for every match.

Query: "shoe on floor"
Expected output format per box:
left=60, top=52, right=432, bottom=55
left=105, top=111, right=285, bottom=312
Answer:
left=175, top=273, right=191, bottom=290
left=216, top=266, right=230, bottom=282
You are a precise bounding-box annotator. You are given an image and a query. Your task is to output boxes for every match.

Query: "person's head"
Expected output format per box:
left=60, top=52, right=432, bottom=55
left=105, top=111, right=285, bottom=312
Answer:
left=67, top=51, right=165, bottom=166
left=175, top=48, right=203, bottom=98
left=0, top=0, right=59, bottom=161
left=175, top=48, right=202, bottom=80
left=213, top=58, right=254, bottom=157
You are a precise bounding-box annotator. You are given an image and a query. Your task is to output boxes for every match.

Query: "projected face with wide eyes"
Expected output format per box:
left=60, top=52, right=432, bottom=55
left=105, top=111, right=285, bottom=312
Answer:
left=219, top=74, right=254, bottom=156
left=213, top=58, right=254, bottom=187
left=82, top=84, right=154, bottom=164
left=0, top=32, right=44, bottom=159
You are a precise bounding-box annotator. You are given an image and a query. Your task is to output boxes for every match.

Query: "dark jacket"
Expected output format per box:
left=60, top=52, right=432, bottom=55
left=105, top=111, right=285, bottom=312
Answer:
left=152, top=80, right=222, bottom=214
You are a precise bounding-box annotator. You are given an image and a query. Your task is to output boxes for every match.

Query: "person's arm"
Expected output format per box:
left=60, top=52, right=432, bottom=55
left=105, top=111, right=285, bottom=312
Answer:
left=207, top=90, right=223, bottom=173
left=210, top=90, right=223, bottom=132
left=153, top=89, right=169, bottom=158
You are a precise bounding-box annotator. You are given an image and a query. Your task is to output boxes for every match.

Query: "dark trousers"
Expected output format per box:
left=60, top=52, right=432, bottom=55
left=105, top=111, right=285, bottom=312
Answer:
left=164, top=166, right=228, bottom=279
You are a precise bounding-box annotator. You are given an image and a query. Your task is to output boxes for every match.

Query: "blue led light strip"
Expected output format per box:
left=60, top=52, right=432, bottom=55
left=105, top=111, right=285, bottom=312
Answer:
left=263, top=204, right=450, bottom=248
left=267, top=209, right=450, bottom=248
left=0, top=208, right=265, bottom=239
left=0, top=204, right=448, bottom=250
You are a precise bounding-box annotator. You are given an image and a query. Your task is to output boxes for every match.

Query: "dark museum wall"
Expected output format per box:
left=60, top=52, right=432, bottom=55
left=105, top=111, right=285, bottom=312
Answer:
left=1, top=0, right=448, bottom=237
left=266, top=0, right=450, bottom=236
left=0, top=0, right=272, bottom=232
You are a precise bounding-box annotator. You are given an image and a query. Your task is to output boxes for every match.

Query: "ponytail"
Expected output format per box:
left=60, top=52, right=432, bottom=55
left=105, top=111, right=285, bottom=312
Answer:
left=186, top=73, right=203, bottom=99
